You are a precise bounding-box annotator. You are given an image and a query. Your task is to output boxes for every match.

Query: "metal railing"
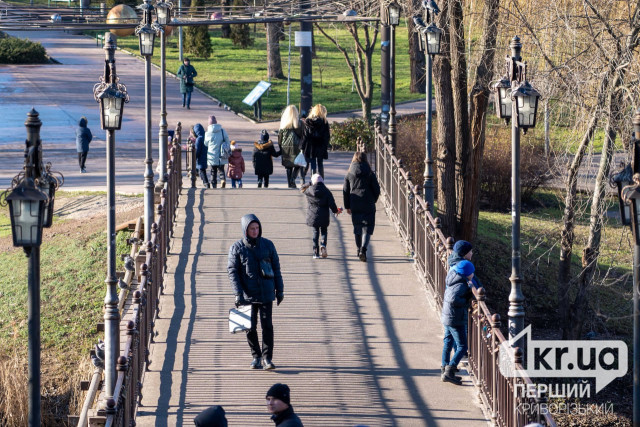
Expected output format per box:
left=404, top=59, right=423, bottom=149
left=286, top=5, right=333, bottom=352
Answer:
left=74, top=123, right=183, bottom=426
left=373, top=124, right=556, bottom=427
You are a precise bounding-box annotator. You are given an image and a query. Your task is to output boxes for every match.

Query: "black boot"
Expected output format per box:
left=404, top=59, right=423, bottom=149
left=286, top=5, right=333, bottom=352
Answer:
left=441, top=365, right=461, bottom=381
left=359, top=247, right=367, bottom=262
left=442, top=365, right=462, bottom=385
left=257, top=178, right=263, bottom=188
left=313, top=247, right=320, bottom=259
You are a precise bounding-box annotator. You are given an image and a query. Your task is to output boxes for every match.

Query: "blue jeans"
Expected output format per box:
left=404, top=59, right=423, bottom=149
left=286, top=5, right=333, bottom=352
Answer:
left=231, top=178, right=242, bottom=188
left=182, top=91, right=192, bottom=107
left=442, top=325, right=467, bottom=367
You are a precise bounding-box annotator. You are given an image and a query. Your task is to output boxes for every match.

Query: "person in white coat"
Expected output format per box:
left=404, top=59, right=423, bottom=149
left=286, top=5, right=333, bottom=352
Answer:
left=205, top=115, right=231, bottom=188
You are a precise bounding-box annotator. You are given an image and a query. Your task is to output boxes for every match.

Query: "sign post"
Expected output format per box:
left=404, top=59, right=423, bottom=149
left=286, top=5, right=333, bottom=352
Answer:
left=242, top=81, right=272, bottom=121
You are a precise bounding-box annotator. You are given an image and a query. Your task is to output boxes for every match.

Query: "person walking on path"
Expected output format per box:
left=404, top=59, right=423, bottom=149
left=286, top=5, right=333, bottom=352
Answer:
left=253, top=130, right=281, bottom=188
left=301, top=174, right=341, bottom=259
left=177, top=58, right=197, bottom=109
left=75, top=116, right=92, bottom=173
left=205, top=115, right=231, bottom=188
left=228, top=214, right=284, bottom=370
left=278, top=105, right=306, bottom=189
left=227, top=141, right=245, bottom=188
left=301, top=104, right=330, bottom=178
left=192, top=123, right=210, bottom=188
left=266, top=383, right=304, bottom=426
left=441, top=259, right=474, bottom=385
left=343, top=152, right=380, bottom=262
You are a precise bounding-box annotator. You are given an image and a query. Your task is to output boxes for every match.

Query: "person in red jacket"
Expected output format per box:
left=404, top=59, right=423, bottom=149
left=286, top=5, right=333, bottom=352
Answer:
left=227, top=141, right=245, bottom=188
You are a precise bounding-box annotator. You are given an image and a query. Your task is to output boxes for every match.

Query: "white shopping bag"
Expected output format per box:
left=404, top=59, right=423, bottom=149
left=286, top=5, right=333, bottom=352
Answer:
left=229, top=305, right=252, bottom=334
left=294, top=151, right=307, bottom=167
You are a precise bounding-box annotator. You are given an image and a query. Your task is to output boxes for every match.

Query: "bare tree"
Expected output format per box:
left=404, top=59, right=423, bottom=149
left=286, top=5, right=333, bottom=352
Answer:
left=266, top=22, right=285, bottom=79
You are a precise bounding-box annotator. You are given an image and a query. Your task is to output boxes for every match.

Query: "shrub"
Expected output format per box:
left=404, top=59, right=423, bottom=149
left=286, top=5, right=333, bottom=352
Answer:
left=330, top=118, right=374, bottom=151
left=105, top=0, right=138, bottom=9
left=184, top=0, right=212, bottom=58
left=230, top=24, right=253, bottom=48
left=0, top=37, right=47, bottom=64
left=395, top=114, right=427, bottom=184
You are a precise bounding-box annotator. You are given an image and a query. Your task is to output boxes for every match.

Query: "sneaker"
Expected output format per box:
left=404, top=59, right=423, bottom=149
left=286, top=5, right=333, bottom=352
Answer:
left=250, top=357, right=262, bottom=369
left=187, top=105, right=191, bottom=109
left=221, top=180, right=226, bottom=188
left=359, top=248, right=367, bottom=262
left=80, top=168, right=86, bottom=173
left=320, top=246, right=327, bottom=258
left=313, top=247, right=320, bottom=259
left=262, top=359, right=276, bottom=370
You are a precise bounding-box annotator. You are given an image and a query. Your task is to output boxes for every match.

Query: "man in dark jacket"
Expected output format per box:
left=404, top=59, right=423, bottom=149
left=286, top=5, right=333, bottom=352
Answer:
left=440, top=260, right=474, bottom=385
left=343, top=152, right=381, bottom=262
left=301, top=174, right=340, bottom=259
left=266, top=383, right=304, bottom=427
left=75, top=116, right=93, bottom=173
left=228, top=214, right=284, bottom=369
left=193, top=123, right=209, bottom=188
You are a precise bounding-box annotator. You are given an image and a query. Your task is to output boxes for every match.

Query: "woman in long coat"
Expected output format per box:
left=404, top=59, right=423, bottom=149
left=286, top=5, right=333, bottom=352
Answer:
left=343, top=152, right=380, bottom=262
left=177, top=58, right=197, bottom=109
left=278, top=105, right=305, bottom=188
left=300, top=104, right=330, bottom=178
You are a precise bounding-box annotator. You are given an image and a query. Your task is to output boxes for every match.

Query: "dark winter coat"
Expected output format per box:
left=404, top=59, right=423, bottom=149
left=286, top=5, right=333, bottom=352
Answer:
left=301, top=117, right=330, bottom=160
left=271, top=406, right=303, bottom=427
left=343, top=161, right=381, bottom=227
left=304, top=182, right=338, bottom=228
left=227, top=149, right=245, bottom=179
left=228, top=214, right=284, bottom=303
left=278, top=125, right=302, bottom=168
left=441, top=269, right=473, bottom=327
left=252, top=140, right=281, bottom=176
left=75, top=117, right=92, bottom=153
left=193, top=124, right=207, bottom=170
left=194, top=405, right=228, bottom=427
left=177, top=63, right=197, bottom=94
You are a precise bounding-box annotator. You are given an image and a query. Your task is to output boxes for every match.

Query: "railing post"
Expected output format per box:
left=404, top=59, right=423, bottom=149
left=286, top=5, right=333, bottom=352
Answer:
left=513, top=347, right=524, bottom=426
left=187, top=137, right=196, bottom=188
left=475, top=288, right=486, bottom=392
left=490, top=312, right=500, bottom=426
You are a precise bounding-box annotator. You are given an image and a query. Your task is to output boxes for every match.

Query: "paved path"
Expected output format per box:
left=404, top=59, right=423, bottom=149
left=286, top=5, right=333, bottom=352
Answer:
left=135, top=185, right=488, bottom=426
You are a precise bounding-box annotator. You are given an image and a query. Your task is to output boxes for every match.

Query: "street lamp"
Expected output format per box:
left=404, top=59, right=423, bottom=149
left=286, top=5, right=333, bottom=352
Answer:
left=611, top=107, right=640, bottom=426
left=136, top=0, right=160, bottom=244
left=2, top=108, right=62, bottom=426
left=155, top=0, right=172, bottom=192
left=384, top=0, right=401, bottom=148
left=93, top=31, right=129, bottom=400
left=413, top=0, right=441, bottom=213
left=492, top=36, right=540, bottom=349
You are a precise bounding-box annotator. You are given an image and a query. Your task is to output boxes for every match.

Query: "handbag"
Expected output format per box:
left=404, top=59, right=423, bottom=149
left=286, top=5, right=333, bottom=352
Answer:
left=260, top=258, right=274, bottom=279
left=294, top=151, right=307, bottom=167
left=229, top=305, right=252, bottom=333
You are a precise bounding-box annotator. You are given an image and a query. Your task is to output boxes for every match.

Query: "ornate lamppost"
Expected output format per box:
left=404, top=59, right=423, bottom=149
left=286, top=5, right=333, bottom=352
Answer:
left=93, top=32, right=129, bottom=399
left=155, top=0, right=172, bottom=192
left=2, top=108, right=62, bottom=426
left=136, top=0, right=160, bottom=243
left=413, top=1, right=442, bottom=212
left=384, top=0, right=400, bottom=148
left=492, top=36, right=540, bottom=348
left=611, top=108, right=640, bottom=426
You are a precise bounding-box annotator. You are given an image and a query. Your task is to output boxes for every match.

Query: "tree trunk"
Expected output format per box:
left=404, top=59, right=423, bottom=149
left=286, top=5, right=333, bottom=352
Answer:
left=460, top=0, right=499, bottom=242
left=449, top=0, right=470, bottom=237
left=433, top=0, right=457, bottom=235
left=221, top=0, right=231, bottom=38
left=408, top=15, right=426, bottom=94
left=266, top=22, right=285, bottom=79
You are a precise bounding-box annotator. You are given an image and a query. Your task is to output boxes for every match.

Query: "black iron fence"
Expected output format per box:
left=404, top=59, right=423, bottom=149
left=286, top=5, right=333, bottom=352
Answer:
left=74, top=123, right=183, bottom=426
left=374, top=125, right=556, bottom=427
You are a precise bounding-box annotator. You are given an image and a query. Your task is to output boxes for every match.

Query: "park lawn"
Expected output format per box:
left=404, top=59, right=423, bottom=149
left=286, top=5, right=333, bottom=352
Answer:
left=108, top=24, right=419, bottom=120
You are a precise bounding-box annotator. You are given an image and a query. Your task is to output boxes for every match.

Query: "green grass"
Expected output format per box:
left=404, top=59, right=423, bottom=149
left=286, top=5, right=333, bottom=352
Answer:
left=0, top=209, right=132, bottom=357
left=95, top=24, right=420, bottom=120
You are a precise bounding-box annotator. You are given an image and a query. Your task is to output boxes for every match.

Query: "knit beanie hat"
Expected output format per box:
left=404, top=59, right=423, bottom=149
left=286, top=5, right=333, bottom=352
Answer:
left=208, top=115, right=217, bottom=125
left=453, top=240, right=473, bottom=257
left=454, top=260, right=475, bottom=277
left=193, top=405, right=227, bottom=427
left=261, top=129, right=270, bottom=142
left=266, top=383, right=290, bottom=405
left=311, top=173, right=323, bottom=185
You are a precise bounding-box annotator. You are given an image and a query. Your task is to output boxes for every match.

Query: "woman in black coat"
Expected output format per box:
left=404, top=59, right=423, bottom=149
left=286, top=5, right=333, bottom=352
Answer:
left=300, top=104, right=330, bottom=178
left=343, top=152, right=380, bottom=262
left=253, top=130, right=281, bottom=188
left=301, top=174, right=340, bottom=259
